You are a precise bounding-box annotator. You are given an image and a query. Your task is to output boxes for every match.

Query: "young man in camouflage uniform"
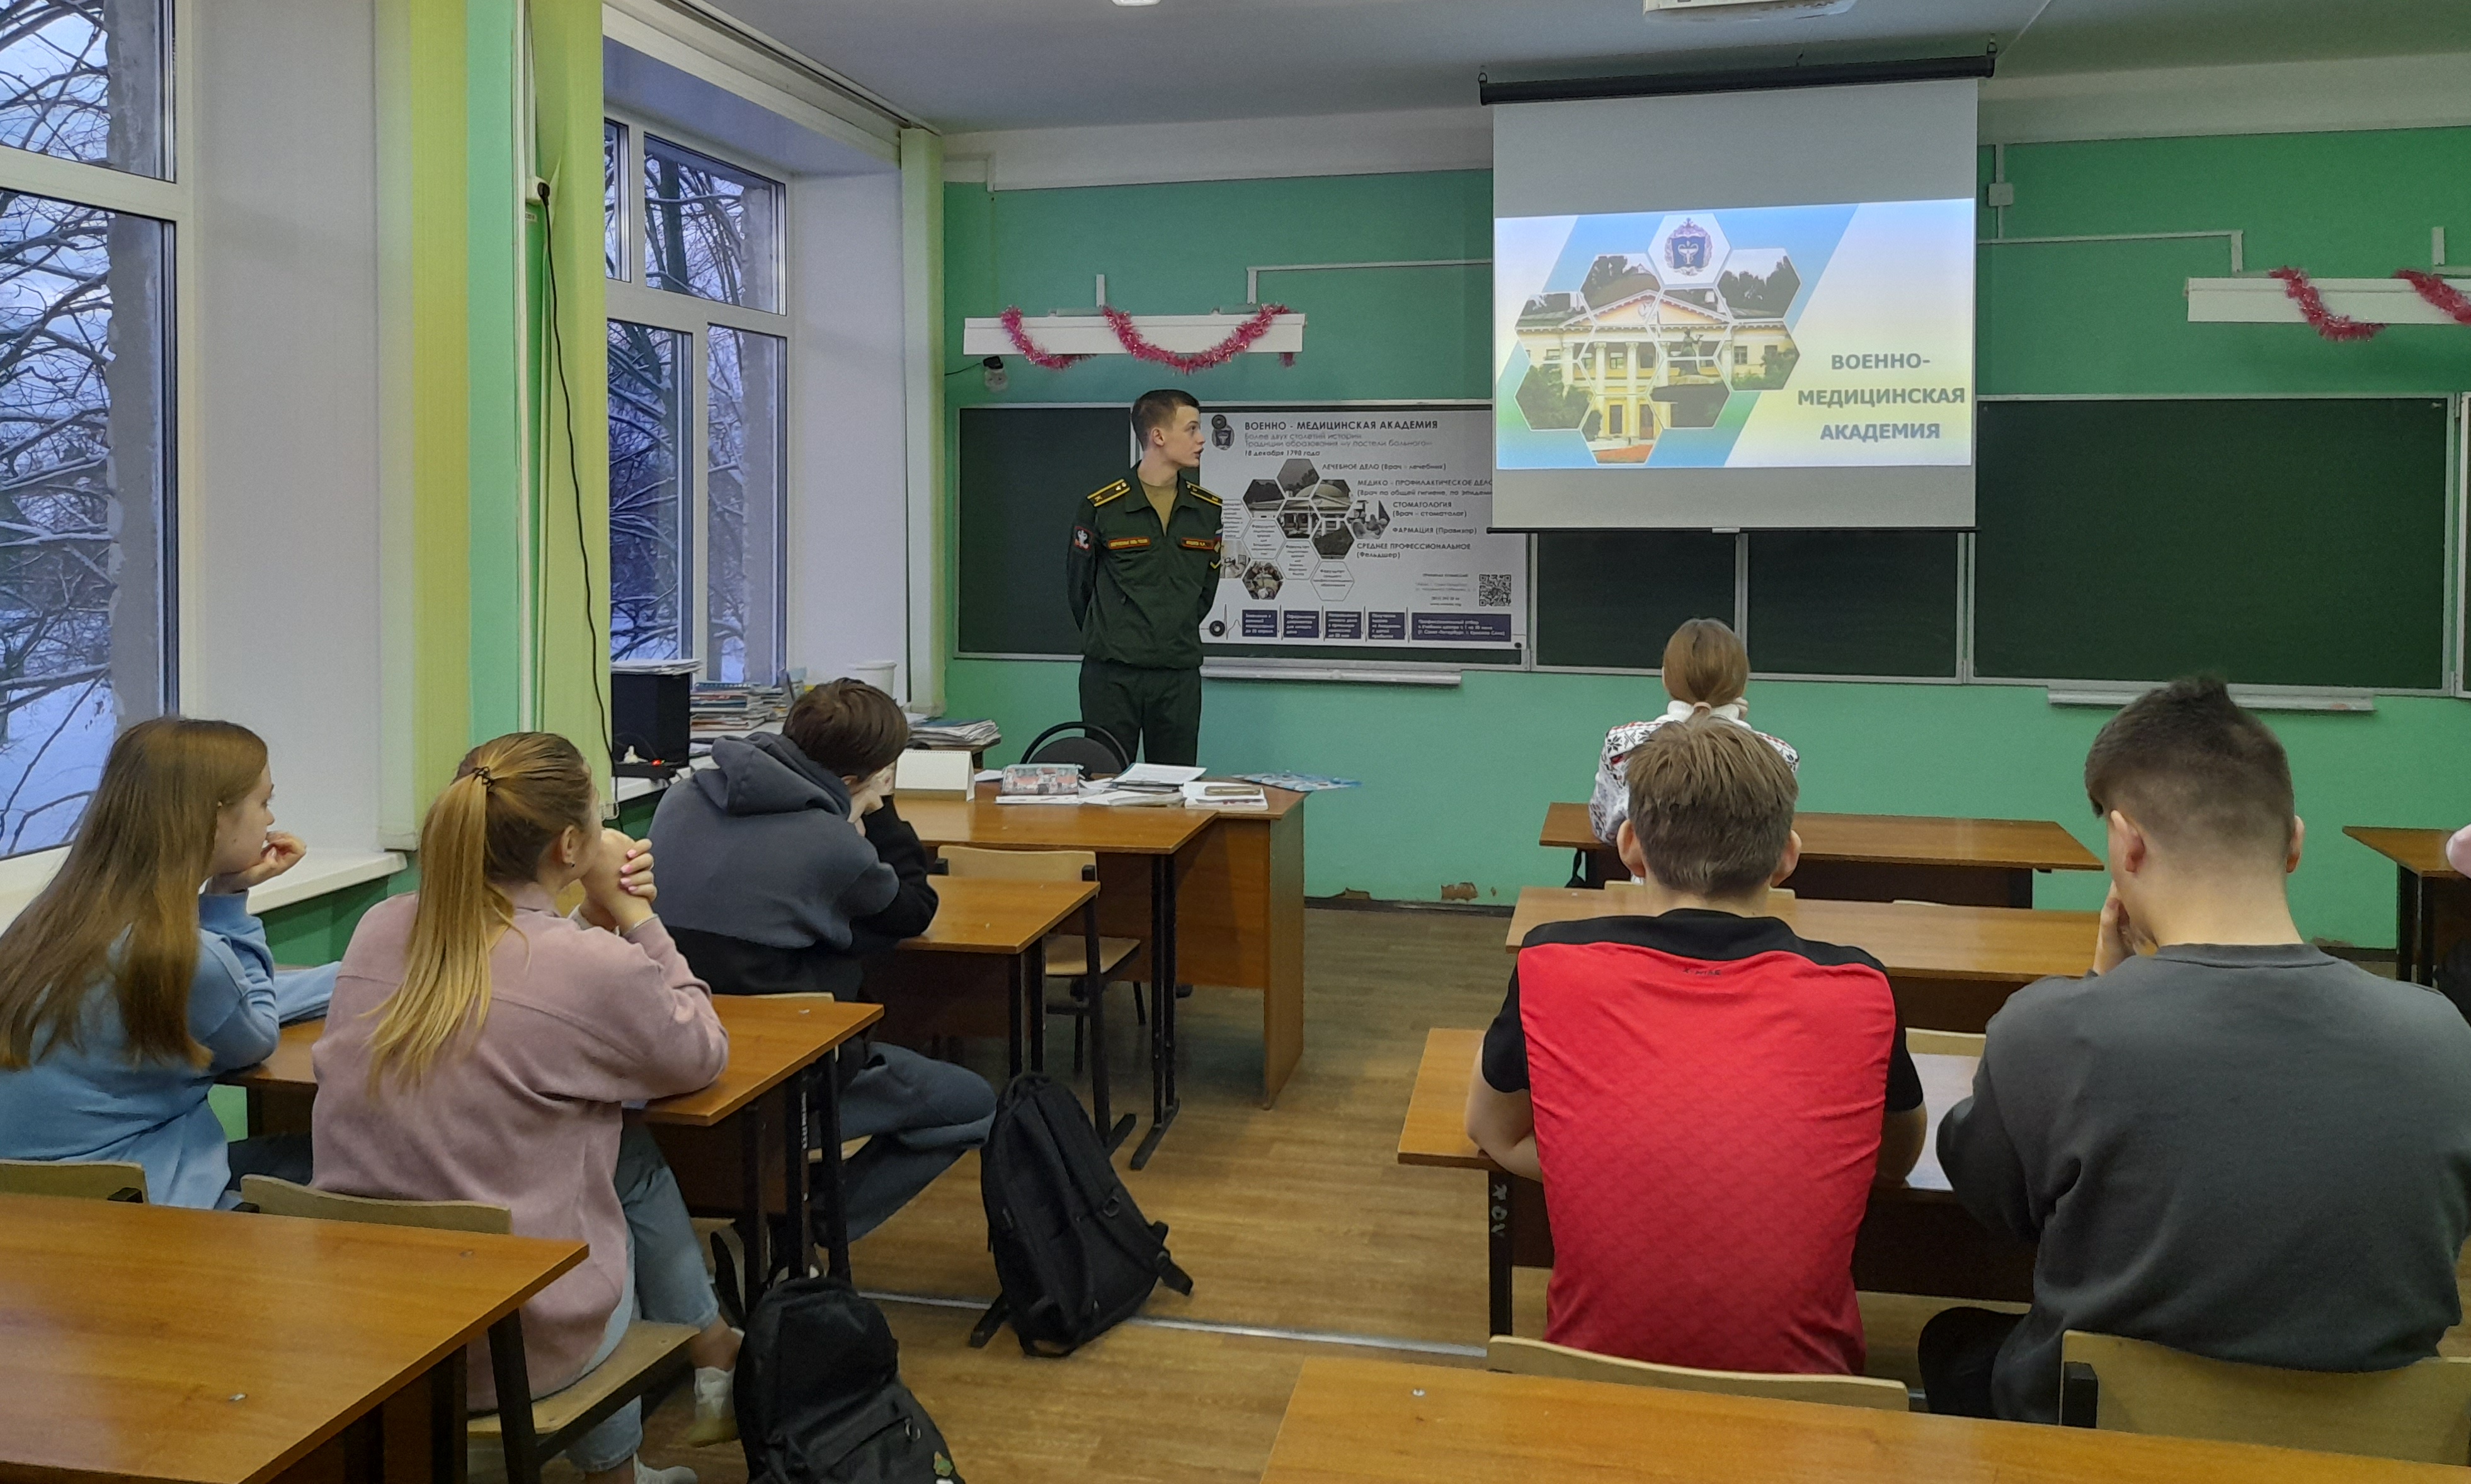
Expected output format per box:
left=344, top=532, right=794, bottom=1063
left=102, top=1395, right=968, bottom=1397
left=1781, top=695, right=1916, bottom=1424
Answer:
left=1064, top=388, right=1222, bottom=767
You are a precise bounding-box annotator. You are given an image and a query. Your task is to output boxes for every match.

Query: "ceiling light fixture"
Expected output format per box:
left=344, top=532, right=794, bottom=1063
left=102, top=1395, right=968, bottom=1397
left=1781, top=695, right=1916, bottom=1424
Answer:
left=1112, top=0, right=1161, bottom=7
left=1645, top=0, right=1856, bottom=19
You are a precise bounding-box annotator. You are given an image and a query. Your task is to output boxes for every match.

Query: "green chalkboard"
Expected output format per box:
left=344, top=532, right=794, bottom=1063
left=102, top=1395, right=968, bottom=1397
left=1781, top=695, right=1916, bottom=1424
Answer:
left=1973, top=397, right=2451, bottom=689
left=1534, top=531, right=1737, bottom=670
left=957, top=405, right=1523, bottom=666
left=1748, top=530, right=1960, bottom=678
left=957, top=404, right=1127, bottom=657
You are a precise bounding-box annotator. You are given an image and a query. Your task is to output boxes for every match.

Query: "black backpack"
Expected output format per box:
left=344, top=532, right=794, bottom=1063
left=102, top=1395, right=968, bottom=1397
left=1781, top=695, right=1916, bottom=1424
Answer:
left=737, top=1276, right=962, bottom=1484
left=969, top=1074, right=1193, bottom=1356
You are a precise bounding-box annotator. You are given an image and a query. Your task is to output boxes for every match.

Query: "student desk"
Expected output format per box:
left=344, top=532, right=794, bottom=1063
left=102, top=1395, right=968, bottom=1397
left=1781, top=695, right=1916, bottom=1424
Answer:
left=224, top=995, right=878, bottom=1306
left=874, top=875, right=1115, bottom=1138
left=1539, top=802, right=2102, bottom=906
left=1258, top=1357, right=2452, bottom=1484
left=0, top=1192, right=581, bottom=1484
left=2343, top=826, right=2466, bottom=985
left=1507, top=886, right=2097, bottom=1033
left=1399, top=1027, right=2033, bottom=1335
left=901, top=784, right=1308, bottom=1167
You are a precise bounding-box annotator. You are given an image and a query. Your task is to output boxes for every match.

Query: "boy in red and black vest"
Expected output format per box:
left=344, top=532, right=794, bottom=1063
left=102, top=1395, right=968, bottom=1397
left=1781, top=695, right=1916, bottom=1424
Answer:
left=1466, top=718, right=1926, bottom=1373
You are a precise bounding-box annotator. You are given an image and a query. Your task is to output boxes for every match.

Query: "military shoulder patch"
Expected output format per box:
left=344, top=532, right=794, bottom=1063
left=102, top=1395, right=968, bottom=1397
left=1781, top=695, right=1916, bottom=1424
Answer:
left=1073, top=525, right=1093, bottom=551
left=1187, top=484, right=1221, bottom=506
left=1088, top=479, right=1131, bottom=506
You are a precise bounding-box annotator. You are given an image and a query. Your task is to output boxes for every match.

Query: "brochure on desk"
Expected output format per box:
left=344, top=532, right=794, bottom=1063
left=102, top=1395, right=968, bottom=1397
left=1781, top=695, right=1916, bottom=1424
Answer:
left=1200, top=405, right=1524, bottom=653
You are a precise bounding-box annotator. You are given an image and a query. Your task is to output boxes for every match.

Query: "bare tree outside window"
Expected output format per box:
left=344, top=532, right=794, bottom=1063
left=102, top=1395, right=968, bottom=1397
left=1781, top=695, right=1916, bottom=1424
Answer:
left=705, top=326, right=781, bottom=683
left=608, top=319, right=688, bottom=661
left=642, top=134, right=777, bottom=312
left=0, top=0, right=170, bottom=859
left=0, top=0, right=166, bottom=178
left=602, top=119, right=623, bottom=279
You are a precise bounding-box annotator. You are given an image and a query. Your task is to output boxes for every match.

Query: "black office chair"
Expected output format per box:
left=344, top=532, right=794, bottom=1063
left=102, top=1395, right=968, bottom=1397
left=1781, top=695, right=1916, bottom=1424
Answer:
left=1019, top=721, right=1130, bottom=775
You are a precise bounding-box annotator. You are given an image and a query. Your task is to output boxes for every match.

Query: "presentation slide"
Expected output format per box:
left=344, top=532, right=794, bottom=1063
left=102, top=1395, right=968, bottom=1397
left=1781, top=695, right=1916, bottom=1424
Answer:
left=1489, top=77, right=1979, bottom=528
left=1494, top=198, right=1974, bottom=471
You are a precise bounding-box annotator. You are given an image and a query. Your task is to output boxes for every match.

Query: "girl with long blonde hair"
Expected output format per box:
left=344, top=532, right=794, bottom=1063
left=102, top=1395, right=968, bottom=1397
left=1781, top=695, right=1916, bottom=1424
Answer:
left=308, top=733, right=738, bottom=1484
left=0, top=716, right=331, bottom=1207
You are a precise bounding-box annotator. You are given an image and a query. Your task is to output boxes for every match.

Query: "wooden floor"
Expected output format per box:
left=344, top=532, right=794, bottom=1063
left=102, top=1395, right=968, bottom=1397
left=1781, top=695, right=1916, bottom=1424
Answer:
left=571, top=910, right=2463, bottom=1483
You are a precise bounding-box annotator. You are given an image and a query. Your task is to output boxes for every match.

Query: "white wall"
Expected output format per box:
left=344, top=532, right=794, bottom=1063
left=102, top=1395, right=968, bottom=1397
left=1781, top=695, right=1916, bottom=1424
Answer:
left=788, top=171, right=911, bottom=699
left=186, top=0, right=384, bottom=850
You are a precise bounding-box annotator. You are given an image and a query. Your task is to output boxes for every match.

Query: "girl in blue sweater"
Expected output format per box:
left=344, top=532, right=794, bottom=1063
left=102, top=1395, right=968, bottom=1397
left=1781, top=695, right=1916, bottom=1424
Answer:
left=0, top=716, right=334, bottom=1207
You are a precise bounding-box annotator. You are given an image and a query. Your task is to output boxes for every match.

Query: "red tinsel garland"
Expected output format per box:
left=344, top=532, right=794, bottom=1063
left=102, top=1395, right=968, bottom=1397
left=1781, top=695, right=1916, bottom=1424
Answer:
left=2268, top=266, right=2383, bottom=341
left=997, top=302, right=1295, bottom=372
left=2395, top=268, right=2471, bottom=327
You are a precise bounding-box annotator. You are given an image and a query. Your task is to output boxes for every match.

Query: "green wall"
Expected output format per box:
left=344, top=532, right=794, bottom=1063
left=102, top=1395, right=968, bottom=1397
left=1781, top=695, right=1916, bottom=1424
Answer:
left=943, top=128, right=2471, bottom=947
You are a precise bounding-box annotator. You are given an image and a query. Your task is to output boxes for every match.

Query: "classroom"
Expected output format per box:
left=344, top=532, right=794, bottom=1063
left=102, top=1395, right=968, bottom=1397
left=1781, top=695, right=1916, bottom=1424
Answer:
left=3, top=1, right=2471, bottom=1482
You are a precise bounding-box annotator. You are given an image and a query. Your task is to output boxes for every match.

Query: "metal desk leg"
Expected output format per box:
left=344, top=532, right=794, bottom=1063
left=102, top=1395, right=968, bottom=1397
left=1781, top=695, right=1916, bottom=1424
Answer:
left=2418, top=874, right=2439, bottom=987
left=1027, top=938, right=1047, bottom=1074
left=816, top=1056, right=851, bottom=1279
left=2400, top=865, right=2421, bottom=983
left=1487, top=1174, right=1514, bottom=1337
left=430, top=1347, right=469, bottom=1484
left=783, top=1066, right=813, bottom=1282
left=486, top=1312, right=541, bottom=1484
left=1006, top=953, right=1025, bottom=1080
left=1083, top=898, right=1133, bottom=1150
left=739, top=1110, right=770, bottom=1310
left=1133, top=851, right=1182, bottom=1169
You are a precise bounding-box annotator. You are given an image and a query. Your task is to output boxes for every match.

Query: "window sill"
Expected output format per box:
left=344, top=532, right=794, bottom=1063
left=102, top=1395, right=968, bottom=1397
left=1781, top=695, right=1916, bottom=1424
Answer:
left=0, top=845, right=406, bottom=932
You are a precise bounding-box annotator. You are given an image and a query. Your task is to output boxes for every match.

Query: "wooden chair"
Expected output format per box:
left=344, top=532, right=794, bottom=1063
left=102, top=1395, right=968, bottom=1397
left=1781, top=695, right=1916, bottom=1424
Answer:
left=1905, top=1029, right=1986, bottom=1058
left=241, top=1175, right=699, bottom=1484
left=1487, top=1335, right=1911, bottom=1412
left=938, top=845, right=1143, bottom=1102
left=2058, top=1329, right=2471, bottom=1464
left=0, top=1158, right=146, bottom=1202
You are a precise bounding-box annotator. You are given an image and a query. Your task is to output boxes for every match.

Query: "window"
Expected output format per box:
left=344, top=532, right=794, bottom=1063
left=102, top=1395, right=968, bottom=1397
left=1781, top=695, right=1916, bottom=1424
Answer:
left=1733, top=345, right=1750, bottom=365
left=1606, top=402, right=1623, bottom=437
left=602, top=115, right=787, bottom=682
left=1607, top=344, right=1627, bottom=372
left=642, top=134, right=778, bottom=312
left=0, top=0, right=174, bottom=857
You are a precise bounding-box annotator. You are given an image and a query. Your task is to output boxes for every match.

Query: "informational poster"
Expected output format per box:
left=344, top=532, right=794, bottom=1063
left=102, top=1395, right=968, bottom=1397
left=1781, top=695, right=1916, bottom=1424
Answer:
left=1199, top=405, right=1524, bottom=651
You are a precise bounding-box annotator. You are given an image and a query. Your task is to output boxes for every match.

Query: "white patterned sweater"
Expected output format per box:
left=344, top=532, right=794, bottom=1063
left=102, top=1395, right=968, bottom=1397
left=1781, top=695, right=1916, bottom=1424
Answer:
left=1587, top=700, right=1803, bottom=845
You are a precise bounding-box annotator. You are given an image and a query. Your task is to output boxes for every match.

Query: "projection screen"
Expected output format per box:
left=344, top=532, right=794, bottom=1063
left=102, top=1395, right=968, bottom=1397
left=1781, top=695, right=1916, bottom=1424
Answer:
left=1491, top=77, right=1979, bottom=530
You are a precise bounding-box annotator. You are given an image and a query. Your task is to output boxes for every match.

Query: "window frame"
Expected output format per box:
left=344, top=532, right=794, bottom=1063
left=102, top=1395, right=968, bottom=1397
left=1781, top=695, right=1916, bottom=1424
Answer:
left=602, top=105, right=790, bottom=683
left=0, top=0, right=191, bottom=873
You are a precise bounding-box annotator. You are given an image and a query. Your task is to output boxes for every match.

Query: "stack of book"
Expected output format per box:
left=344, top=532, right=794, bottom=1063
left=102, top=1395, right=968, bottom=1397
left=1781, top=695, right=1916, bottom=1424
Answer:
left=911, top=717, right=1001, bottom=750
left=690, top=682, right=792, bottom=737
left=1182, top=779, right=1269, bottom=811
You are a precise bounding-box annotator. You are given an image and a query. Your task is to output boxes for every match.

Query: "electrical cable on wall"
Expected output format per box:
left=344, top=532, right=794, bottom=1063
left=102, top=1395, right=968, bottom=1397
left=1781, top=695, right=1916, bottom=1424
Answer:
left=534, top=177, right=616, bottom=766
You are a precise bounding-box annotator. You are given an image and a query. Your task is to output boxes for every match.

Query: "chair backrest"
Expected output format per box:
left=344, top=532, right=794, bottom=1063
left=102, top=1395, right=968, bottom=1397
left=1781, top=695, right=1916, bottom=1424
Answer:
left=1487, top=1335, right=1909, bottom=1412
left=0, top=1158, right=147, bottom=1202
left=1020, top=722, right=1128, bottom=774
left=1905, top=1029, right=1987, bottom=1058
left=242, top=1175, right=512, bottom=1235
left=2060, top=1330, right=2471, bottom=1465
left=940, top=845, right=1097, bottom=883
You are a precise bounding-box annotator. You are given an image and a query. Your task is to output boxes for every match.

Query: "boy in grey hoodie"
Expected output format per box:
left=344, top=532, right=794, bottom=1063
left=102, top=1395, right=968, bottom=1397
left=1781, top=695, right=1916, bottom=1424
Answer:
left=651, top=680, right=993, bottom=1241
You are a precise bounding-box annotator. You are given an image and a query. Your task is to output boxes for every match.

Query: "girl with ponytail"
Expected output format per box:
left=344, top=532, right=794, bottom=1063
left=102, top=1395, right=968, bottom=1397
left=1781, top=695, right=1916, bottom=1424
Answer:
left=0, top=716, right=334, bottom=1207
left=1588, top=619, right=1802, bottom=852
left=309, top=733, right=737, bottom=1484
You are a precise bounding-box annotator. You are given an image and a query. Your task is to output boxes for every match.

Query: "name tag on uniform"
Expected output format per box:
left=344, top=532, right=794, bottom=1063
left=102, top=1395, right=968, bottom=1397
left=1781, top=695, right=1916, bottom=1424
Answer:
left=1107, top=536, right=1152, bottom=551
left=1179, top=537, right=1221, bottom=552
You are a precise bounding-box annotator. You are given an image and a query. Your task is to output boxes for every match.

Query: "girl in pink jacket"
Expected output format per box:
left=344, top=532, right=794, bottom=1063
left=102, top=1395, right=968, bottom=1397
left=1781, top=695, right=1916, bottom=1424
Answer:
left=312, top=733, right=737, bottom=1484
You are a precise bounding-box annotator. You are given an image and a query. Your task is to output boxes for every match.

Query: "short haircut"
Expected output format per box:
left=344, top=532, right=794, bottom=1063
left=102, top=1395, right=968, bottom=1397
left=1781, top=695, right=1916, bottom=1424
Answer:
left=784, top=678, right=909, bottom=780
left=2084, top=675, right=2295, bottom=864
left=1662, top=619, right=1750, bottom=708
left=1132, top=389, right=1200, bottom=448
left=1626, top=717, right=1798, bottom=897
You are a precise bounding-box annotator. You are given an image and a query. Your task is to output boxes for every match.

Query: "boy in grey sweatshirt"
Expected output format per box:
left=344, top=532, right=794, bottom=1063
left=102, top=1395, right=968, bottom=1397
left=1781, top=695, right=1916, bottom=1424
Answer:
left=1924, top=676, right=2471, bottom=1422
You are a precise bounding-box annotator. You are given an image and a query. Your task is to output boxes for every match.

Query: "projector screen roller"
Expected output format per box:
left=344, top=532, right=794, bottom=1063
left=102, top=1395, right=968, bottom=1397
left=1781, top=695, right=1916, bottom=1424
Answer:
left=1491, top=79, right=1978, bottom=530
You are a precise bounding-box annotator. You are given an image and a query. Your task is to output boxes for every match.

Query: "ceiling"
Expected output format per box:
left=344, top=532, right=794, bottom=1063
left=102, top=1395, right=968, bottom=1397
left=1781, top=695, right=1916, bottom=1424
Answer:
left=705, top=0, right=2471, bottom=134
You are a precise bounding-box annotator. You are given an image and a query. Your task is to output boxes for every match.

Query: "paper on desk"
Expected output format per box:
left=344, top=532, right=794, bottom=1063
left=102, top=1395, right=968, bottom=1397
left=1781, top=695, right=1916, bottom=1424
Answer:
left=1080, top=787, right=1184, bottom=807
left=994, top=792, right=1084, bottom=805
left=1114, top=762, right=1206, bottom=787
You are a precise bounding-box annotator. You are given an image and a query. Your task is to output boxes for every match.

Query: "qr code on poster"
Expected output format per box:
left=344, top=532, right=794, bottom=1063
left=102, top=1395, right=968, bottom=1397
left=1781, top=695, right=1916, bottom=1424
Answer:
left=1478, top=573, right=1513, bottom=608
